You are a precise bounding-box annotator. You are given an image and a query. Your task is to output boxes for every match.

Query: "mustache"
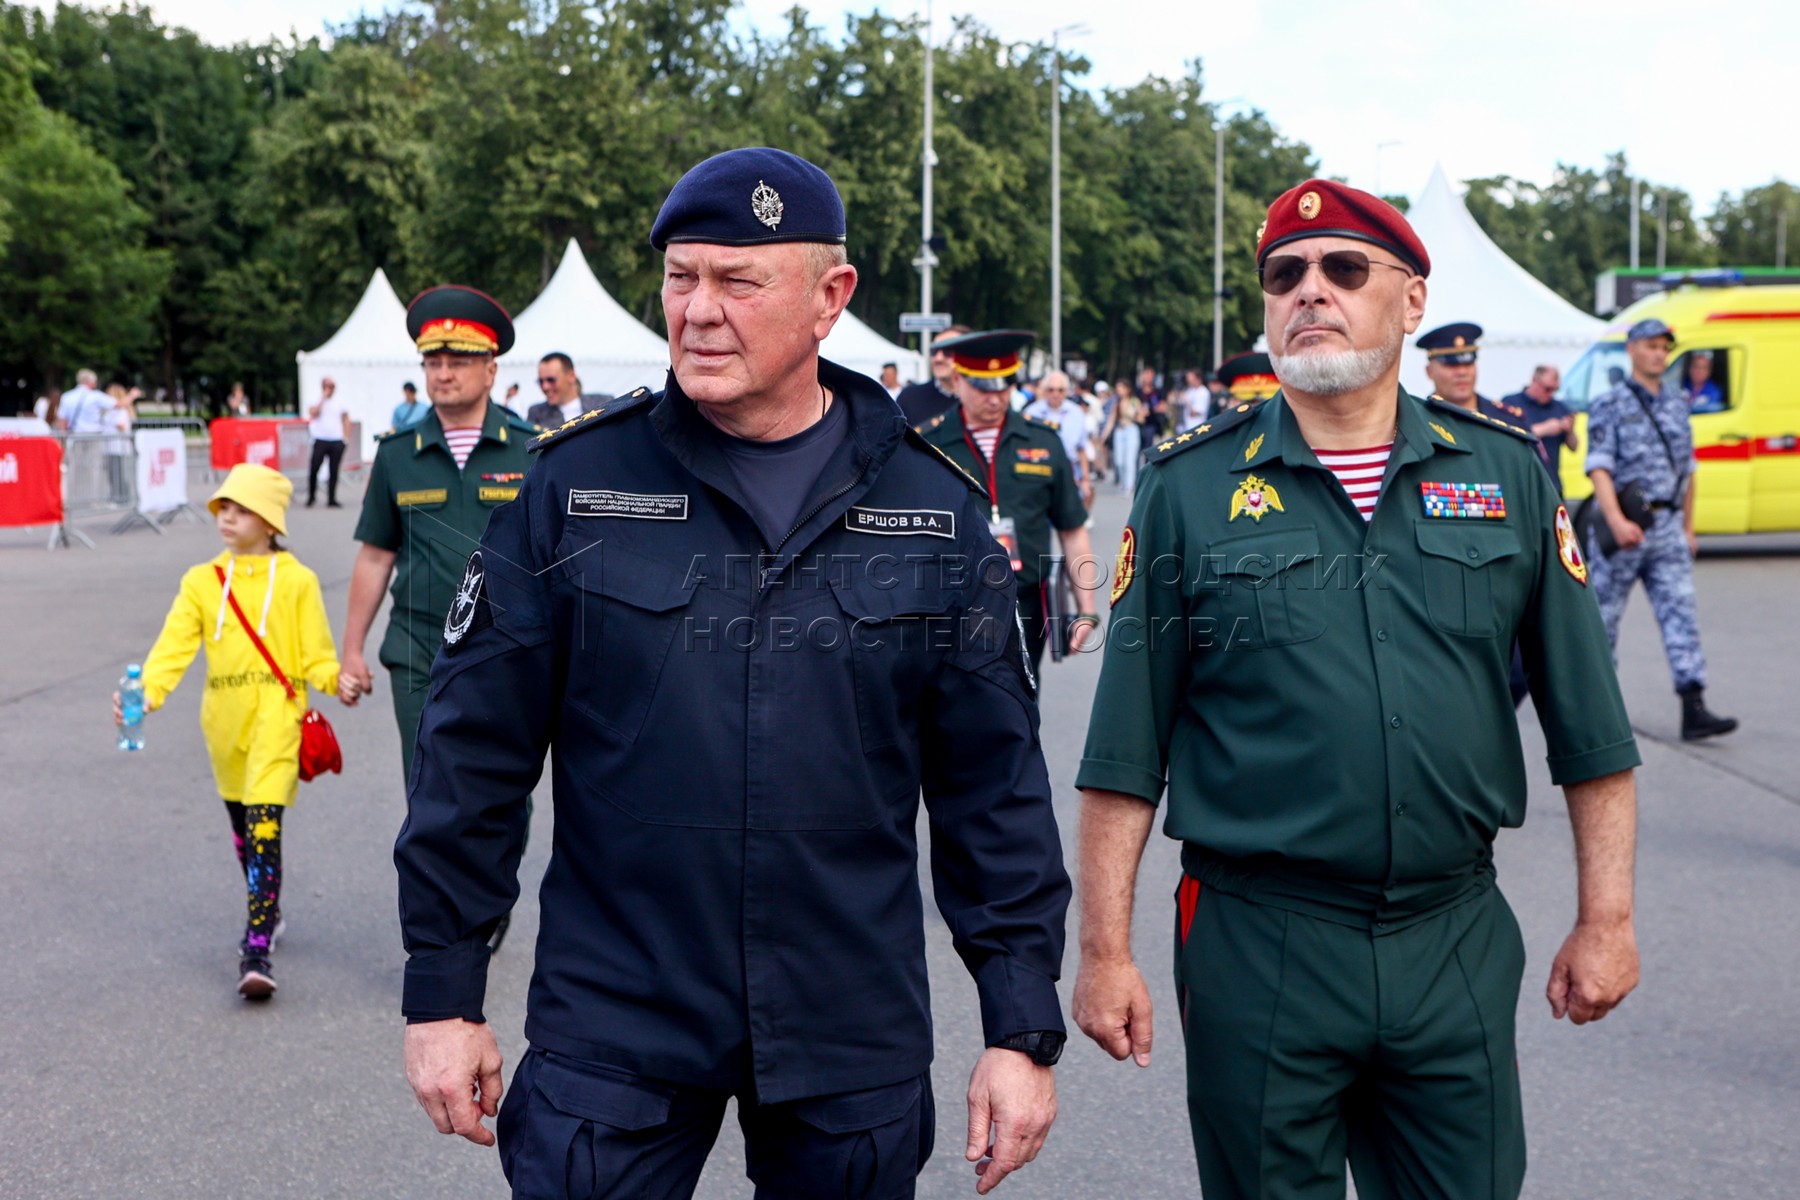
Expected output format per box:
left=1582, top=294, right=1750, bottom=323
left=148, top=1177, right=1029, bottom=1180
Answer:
left=1284, top=310, right=1349, bottom=340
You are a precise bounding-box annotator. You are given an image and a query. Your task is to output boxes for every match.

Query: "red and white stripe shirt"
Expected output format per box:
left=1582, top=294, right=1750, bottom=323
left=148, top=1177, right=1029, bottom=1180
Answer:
left=1312, top=443, right=1392, bottom=521
left=967, top=425, right=1002, bottom=463
left=443, top=426, right=483, bottom=470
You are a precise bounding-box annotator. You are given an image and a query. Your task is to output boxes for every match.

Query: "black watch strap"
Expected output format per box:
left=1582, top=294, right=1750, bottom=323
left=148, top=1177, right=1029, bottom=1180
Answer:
left=994, top=1029, right=1066, bottom=1066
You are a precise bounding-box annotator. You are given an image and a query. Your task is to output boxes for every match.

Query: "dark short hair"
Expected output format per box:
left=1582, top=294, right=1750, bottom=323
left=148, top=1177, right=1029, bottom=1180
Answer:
left=882, top=362, right=897, bottom=372
left=539, top=352, right=575, bottom=373
left=402, top=382, right=417, bottom=394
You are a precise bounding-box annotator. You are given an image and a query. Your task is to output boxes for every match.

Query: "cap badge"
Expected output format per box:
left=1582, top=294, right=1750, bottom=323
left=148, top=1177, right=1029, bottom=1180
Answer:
left=1453, top=335, right=1466, bottom=348
left=1298, top=190, right=1322, bottom=220
left=1255, top=220, right=1267, bottom=242
left=1230, top=473, right=1285, bottom=522
left=751, top=180, right=784, bottom=230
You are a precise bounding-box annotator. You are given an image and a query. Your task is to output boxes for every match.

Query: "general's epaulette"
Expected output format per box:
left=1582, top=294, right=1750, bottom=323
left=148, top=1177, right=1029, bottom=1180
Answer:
left=911, top=412, right=948, bottom=435
left=1144, top=403, right=1259, bottom=465
left=905, top=425, right=989, bottom=499
left=1023, top=413, right=1059, bottom=433
left=528, top=387, right=654, bottom=453
left=1427, top=396, right=1538, bottom=442
left=373, top=427, right=402, bottom=443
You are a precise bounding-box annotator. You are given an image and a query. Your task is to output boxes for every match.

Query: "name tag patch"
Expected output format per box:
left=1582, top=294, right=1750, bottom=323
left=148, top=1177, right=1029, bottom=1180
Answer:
left=396, top=488, right=447, bottom=506
left=844, top=506, right=956, bottom=539
left=479, top=486, right=519, bottom=502
left=1421, top=481, right=1506, bottom=519
left=568, top=489, right=690, bottom=520
left=1013, top=463, right=1054, bottom=478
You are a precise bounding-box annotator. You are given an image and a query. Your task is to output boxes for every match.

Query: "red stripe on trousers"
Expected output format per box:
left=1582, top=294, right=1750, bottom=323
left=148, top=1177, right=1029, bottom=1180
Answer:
left=1177, top=875, right=1202, bottom=945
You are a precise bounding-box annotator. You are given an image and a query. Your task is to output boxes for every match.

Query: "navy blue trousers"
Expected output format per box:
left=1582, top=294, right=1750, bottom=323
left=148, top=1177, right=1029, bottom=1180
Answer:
left=498, top=1048, right=934, bottom=1200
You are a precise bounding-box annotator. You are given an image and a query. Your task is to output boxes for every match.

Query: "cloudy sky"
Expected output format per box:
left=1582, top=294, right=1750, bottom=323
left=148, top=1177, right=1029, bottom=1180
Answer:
left=48, top=0, right=1796, bottom=212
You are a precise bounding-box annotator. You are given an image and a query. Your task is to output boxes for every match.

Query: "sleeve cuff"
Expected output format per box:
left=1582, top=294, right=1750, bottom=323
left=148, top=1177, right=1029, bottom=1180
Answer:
left=973, top=956, right=1065, bottom=1044
left=1074, top=757, right=1166, bottom=804
left=1547, top=736, right=1642, bottom=787
left=1583, top=454, right=1614, bottom=476
left=402, top=939, right=493, bottom=1023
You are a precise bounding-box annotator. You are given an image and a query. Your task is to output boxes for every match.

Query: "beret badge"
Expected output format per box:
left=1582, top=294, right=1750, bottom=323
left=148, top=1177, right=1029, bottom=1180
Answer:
left=751, top=180, right=784, bottom=230
left=1298, top=190, right=1322, bottom=220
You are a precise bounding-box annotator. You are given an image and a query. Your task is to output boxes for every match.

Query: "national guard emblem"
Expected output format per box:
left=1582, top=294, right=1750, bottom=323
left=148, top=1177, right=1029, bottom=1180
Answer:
left=1111, top=526, right=1137, bottom=605
left=1230, top=474, right=1284, bottom=522
left=1554, top=503, right=1588, bottom=586
left=1244, top=433, right=1264, bottom=463
left=1298, top=190, right=1322, bottom=220
left=444, top=551, right=485, bottom=646
left=751, top=180, right=784, bottom=230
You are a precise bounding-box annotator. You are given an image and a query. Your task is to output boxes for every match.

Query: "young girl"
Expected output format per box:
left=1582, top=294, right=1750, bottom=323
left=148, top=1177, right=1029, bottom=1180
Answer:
left=121, top=464, right=353, bottom=999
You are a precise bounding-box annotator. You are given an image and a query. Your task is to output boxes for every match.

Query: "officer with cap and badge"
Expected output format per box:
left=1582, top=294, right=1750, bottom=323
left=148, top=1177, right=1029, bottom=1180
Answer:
left=1074, top=177, right=1642, bottom=1200
left=915, top=330, right=1101, bottom=675
left=1585, top=316, right=1737, bottom=740
left=395, top=147, right=1070, bottom=1199
left=1213, top=351, right=1282, bottom=411
left=339, top=285, right=540, bottom=780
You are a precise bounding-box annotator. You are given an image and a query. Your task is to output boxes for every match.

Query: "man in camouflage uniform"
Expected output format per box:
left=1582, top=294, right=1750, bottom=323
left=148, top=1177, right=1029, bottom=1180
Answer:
left=1585, top=317, right=1736, bottom=740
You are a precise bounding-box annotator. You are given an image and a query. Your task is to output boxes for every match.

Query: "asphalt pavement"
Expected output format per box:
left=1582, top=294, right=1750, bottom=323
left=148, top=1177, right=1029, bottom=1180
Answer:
left=2, top=467, right=1796, bottom=1199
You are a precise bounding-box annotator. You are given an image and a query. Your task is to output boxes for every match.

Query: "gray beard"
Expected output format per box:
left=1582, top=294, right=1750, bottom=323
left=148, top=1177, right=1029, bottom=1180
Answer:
left=1270, top=334, right=1400, bottom=396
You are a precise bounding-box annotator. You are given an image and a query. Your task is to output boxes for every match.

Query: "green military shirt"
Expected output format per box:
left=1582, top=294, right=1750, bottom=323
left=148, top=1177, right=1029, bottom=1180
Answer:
left=917, top=406, right=1087, bottom=587
left=1076, top=389, right=1639, bottom=911
left=354, top=399, right=539, bottom=672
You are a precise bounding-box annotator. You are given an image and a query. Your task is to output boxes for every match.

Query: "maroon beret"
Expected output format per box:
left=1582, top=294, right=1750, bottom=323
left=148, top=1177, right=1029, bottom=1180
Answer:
left=1256, top=179, right=1430, bottom=278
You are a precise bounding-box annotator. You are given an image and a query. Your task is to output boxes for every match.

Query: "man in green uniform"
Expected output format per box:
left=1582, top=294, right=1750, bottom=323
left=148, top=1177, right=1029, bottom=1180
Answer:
left=915, top=329, right=1101, bottom=674
left=1072, top=180, right=1643, bottom=1199
left=340, top=285, right=540, bottom=780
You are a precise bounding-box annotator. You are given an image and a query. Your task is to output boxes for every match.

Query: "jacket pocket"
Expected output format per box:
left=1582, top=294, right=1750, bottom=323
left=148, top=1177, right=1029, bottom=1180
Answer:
left=830, top=577, right=958, bottom=753
left=1415, top=523, right=1521, bottom=637
left=560, top=544, right=699, bottom=743
left=1204, top=527, right=1326, bottom=649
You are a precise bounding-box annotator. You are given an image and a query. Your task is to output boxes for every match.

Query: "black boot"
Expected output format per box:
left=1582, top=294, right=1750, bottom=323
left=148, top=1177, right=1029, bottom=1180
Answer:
left=1680, top=687, right=1737, bottom=741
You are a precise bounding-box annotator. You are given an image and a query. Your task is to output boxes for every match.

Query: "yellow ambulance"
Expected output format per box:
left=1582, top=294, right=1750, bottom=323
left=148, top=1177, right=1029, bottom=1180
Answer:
left=1556, top=284, right=1800, bottom=533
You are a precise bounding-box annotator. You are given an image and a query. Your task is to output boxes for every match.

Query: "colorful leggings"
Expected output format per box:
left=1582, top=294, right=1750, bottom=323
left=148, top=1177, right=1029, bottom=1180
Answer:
left=224, top=801, right=283, bottom=961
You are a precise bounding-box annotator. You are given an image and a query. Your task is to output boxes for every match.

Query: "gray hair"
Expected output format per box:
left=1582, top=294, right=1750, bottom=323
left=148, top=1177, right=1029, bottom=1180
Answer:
left=76, top=368, right=97, bottom=387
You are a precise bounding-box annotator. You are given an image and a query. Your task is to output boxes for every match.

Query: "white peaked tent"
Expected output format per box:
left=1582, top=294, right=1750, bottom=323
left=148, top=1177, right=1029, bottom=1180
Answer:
left=497, top=240, right=670, bottom=401
left=1401, top=165, right=1604, bottom=399
left=821, top=309, right=927, bottom=387
left=295, top=268, right=420, bottom=459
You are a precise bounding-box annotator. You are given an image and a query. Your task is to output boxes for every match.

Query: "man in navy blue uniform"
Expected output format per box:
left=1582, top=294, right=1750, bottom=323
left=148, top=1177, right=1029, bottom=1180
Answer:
left=396, top=147, right=1070, bottom=1199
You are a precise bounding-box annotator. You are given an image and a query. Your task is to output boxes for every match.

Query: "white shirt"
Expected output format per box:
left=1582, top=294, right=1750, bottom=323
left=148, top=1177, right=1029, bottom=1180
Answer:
left=1023, top=399, right=1088, bottom=475
left=308, top=393, right=346, bottom=441
left=59, top=385, right=111, bottom=433
left=559, top=398, right=582, bottom=423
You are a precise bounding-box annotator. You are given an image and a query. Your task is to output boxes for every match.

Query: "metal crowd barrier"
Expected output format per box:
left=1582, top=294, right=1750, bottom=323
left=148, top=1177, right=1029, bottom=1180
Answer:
left=45, top=432, right=206, bottom=550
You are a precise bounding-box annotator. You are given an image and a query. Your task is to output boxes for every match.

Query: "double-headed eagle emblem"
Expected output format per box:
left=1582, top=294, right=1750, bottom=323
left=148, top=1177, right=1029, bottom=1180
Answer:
left=1229, top=474, right=1284, bottom=522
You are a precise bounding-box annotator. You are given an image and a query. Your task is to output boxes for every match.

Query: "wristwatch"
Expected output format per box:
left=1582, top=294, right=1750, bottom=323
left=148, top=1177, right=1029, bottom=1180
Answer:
left=993, top=1030, right=1066, bottom=1066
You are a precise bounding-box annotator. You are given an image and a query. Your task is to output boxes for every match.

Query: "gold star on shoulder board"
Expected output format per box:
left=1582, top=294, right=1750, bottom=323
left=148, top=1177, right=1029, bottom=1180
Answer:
left=1158, top=440, right=1176, bottom=452
left=1236, top=404, right=1251, bottom=413
left=1176, top=432, right=1194, bottom=444
left=1196, top=424, right=1210, bottom=434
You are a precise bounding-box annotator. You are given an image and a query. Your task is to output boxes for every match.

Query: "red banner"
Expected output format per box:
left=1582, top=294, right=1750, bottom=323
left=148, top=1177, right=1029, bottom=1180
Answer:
left=209, top=418, right=305, bottom=471
left=0, top=437, right=65, bottom=528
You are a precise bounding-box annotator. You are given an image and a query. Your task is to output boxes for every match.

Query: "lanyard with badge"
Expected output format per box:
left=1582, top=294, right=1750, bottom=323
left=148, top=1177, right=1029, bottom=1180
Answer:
left=964, top=426, right=1022, bottom=574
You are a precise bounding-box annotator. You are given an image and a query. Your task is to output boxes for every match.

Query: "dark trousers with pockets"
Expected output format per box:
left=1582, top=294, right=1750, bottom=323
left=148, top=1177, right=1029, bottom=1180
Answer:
left=498, top=1049, right=934, bottom=1200
left=307, top=438, right=345, bottom=504
left=1175, top=874, right=1527, bottom=1200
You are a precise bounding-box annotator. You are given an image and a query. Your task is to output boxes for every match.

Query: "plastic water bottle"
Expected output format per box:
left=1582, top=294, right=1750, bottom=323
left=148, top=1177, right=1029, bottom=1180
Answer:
left=118, top=664, right=146, bottom=751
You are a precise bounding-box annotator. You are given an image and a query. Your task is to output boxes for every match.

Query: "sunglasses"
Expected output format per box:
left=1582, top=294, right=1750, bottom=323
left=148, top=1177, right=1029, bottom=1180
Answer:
left=537, top=376, right=558, bottom=386
left=1258, top=250, right=1412, bottom=296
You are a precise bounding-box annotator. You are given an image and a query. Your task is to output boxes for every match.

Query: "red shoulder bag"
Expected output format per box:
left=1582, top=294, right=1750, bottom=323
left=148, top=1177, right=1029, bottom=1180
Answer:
left=215, top=565, right=343, bottom=782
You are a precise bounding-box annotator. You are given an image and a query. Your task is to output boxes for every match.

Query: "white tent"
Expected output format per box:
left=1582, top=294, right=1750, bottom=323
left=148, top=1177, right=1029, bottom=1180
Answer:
left=822, top=309, right=927, bottom=388
left=1400, top=165, right=1604, bottom=399
left=295, top=268, right=420, bottom=460
left=497, top=240, right=670, bottom=402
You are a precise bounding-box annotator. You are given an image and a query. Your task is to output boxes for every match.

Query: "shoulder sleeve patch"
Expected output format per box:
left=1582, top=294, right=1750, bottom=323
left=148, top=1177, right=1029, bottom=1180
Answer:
left=1145, top=403, right=1258, bottom=465
left=1427, top=396, right=1538, bottom=442
left=904, top=425, right=989, bottom=499
left=528, top=387, right=655, bottom=454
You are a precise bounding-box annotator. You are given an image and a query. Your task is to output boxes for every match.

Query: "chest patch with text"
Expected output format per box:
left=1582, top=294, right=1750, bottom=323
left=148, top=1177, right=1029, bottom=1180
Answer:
left=1420, top=481, right=1506, bottom=519
left=844, top=506, right=956, bottom=539
left=567, top=489, right=690, bottom=520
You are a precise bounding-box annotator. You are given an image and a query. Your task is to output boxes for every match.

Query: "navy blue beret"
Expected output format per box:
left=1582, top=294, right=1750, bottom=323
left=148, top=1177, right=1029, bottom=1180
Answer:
left=651, top=147, right=846, bottom=252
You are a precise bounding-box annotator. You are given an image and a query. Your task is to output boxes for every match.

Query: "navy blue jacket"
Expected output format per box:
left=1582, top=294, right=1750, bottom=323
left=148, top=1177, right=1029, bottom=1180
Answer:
left=395, top=360, right=1070, bottom=1103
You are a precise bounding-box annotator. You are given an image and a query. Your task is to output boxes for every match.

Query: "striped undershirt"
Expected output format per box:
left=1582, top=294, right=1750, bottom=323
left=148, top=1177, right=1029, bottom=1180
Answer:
left=968, top=425, right=1001, bottom=462
left=1312, top=443, right=1392, bottom=521
left=443, top=426, right=483, bottom=469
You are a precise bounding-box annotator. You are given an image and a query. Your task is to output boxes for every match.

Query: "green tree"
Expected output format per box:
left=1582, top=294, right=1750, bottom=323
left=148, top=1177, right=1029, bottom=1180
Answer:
left=1709, top=180, right=1799, bottom=268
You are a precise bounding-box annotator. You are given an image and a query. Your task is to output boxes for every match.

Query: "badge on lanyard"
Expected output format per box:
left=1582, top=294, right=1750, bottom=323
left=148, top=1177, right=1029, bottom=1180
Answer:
left=989, top=508, right=1022, bottom=574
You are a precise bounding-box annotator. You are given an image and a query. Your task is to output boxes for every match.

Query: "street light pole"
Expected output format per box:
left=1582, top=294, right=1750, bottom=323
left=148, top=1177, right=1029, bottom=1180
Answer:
left=1048, top=24, right=1087, bottom=373
left=919, top=0, right=936, bottom=334
left=1629, top=177, right=1641, bottom=270
left=1211, top=98, right=1247, bottom=372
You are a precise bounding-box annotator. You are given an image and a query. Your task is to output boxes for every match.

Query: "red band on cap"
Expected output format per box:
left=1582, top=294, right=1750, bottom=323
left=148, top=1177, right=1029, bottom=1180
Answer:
left=1257, top=179, right=1431, bottom=278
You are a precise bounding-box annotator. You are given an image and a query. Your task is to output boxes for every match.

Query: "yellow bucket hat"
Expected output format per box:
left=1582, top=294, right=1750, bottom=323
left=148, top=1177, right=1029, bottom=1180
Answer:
left=208, top=463, right=293, bottom=536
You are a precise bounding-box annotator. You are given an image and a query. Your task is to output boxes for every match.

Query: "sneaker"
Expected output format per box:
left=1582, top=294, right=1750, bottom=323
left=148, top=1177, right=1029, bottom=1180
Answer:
left=237, top=959, right=277, bottom=999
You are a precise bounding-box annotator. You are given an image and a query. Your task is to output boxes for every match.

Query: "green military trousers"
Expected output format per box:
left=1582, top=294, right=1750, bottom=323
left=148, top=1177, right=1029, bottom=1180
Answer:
left=387, top=660, right=432, bottom=785
left=1174, top=874, right=1527, bottom=1200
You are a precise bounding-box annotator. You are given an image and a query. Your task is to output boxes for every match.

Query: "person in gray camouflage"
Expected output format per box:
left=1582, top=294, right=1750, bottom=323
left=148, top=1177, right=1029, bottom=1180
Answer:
left=1585, top=317, right=1736, bottom=740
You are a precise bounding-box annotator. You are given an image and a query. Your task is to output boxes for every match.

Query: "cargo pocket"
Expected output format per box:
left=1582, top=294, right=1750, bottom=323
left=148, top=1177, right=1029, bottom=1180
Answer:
left=558, top=542, right=698, bottom=742
left=1415, top=523, right=1520, bottom=637
left=830, top=577, right=957, bottom=754
left=753, top=1075, right=931, bottom=1200
left=1205, top=527, right=1326, bottom=649
left=509, top=1054, right=675, bottom=1200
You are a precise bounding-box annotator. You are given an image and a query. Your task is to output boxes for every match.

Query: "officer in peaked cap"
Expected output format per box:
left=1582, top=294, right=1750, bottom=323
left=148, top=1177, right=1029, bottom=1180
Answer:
left=915, top=329, right=1102, bottom=675
left=395, top=149, right=1071, bottom=1199
left=340, top=284, right=538, bottom=784
left=1418, top=321, right=1537, bottom=435
left=1075, top=177, right=1641, bottom=1200
left=1214, top=351, right=1282, bottom=409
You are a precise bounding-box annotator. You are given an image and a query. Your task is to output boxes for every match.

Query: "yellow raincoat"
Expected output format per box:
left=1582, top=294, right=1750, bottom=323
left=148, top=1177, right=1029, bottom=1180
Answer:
left=142, top=550, right=341, bottom=807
